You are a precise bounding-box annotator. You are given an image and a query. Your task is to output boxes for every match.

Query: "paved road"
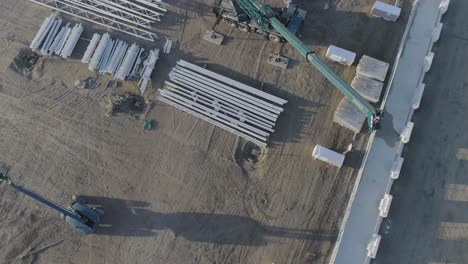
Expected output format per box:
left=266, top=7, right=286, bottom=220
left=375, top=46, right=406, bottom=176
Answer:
left=376, top=0, right=468, bottom=263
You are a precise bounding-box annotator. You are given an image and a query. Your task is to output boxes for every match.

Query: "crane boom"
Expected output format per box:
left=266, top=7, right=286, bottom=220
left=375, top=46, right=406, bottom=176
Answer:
left=0, top=164, right=102, bottom=234
left=6, top=180, right=84, bottom=222
left=231, top=0, right=383, bottom=131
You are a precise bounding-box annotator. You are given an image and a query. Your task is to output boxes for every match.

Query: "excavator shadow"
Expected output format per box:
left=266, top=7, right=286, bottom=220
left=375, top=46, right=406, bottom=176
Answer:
left=82, top=196, right=336, bottom=245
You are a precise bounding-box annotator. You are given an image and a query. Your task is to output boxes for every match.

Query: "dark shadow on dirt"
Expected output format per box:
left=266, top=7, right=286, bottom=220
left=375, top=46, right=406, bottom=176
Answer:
left=84, top=196, right=336, bottom=244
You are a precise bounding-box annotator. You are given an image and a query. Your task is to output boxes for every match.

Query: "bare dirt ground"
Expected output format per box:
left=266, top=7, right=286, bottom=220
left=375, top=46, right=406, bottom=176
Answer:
left=376, top=1, right=468, bottom=263
left=0, top=0, right=409, bottom=263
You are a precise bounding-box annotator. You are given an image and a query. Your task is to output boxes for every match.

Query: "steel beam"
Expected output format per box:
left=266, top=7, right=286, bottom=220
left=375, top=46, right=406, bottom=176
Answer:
left=133, top=0, right=167, bottom=12
left=170, top=71, right=280, bottom=120
left=177, top=60, right=287, bottom=105
left=174, top=66, right=284, bottom=114
left=63, top=0, right=153, bottom=28
left=98, top=0, right=162, bottom=21
left=165, top=82, right=275, bottom=132
left=158, top=96, right=267, bottom=148
left=27, top=0, right=157, bottom=41
left=160, top=90, right=270, bottom=140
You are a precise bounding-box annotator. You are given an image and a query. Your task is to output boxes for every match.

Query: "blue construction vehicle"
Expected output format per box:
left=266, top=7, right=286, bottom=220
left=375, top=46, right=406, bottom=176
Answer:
left=211, top=0, right=383, bottom=131
left=0, top=163, right=102, bottom=234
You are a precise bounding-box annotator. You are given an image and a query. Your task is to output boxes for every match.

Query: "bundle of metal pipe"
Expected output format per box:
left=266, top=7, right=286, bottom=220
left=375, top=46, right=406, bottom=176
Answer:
left=60, top=23, right=83, bottom=58
left=115, top=43, right=140, bottom=80
left=84, top=34, right=152, bottom=82
left=88, top=33, right=111, bottom=71
left=81, top=33, right=101, bottom=63
left=158, top=60, right=287, bottom=148
left=30, top=13, right=82, bottom=58
left=27, top=0, right=166, bottom=41
left=138, top=48, right=159, bottom=94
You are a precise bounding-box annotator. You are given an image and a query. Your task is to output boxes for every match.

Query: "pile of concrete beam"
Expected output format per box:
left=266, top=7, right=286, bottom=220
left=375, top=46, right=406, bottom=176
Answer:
left=334, top=55, right=389, bottom=133
left=351, top=75, right=384, bottom=103
left=82, top=32, right=159, bottom=93
left=158, top=60, right=287, bottom=148
left=334, top=98, right=367, bottom=134
left=356, top=55, right=389, bottom=82
left=27, top=0, right=167, bottom=41
left=30, top=13, right=83, bottom=58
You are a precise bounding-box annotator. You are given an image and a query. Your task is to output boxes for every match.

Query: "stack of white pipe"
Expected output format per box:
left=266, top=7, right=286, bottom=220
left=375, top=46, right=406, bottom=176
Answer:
left=30, top=13, right=57, bottom=50
left=88, top=33, right=111, bottom=71
left=138, top=48, right=159, bottom=94
left=163, top=38, right=172, bottom=54
left=60, top=23, right=83, bottom=58
left=48, top=22, right=70, bottom=56
left=115, top=43, right=140, bottom=80
left=40, top=18, right=62, bottom=55
left=30, top=14, right=83, bottom=58
left=81, top=33, right=101, bottom=63
left=157, top=60, right=287, bottom=147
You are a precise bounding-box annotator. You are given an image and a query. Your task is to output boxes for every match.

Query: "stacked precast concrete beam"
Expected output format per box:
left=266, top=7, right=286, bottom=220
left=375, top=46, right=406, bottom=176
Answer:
left=30, top=13, right=83, bottom=58
left=158, top=60, right=287, bottom=148
left=27, top=0, right=166, bottom=41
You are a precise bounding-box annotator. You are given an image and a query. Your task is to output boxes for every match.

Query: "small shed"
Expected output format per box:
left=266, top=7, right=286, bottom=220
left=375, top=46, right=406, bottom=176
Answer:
left=326, top=45, right=356, bottom=66
left=371, top=1, right=401, bottom=22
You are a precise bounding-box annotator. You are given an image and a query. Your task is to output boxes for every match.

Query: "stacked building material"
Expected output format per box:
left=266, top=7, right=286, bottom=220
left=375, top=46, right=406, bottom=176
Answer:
left=163, top=38, right=172, bottom=54
left=60, top=23, right=83, bottom=58
left=334, top=98, right=366, bottom=134
left=356, top=55, right=390, bottom=82
left=27, top=0, right=167, bottom=41
left=30, top=13, right=82, bottom=58
left=81, top=33, right=101, bottom=63
left=158, top=60, right=287, bottom=148
left=351, top=75, right=384, bottom=103
left=83, top=34, right=158, bottom=87
left=138, top=48, right=160, bottom=94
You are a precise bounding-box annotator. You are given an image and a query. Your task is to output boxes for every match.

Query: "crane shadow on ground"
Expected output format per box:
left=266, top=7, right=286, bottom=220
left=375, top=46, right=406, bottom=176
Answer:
left=82, top=196, right=336, bottom=245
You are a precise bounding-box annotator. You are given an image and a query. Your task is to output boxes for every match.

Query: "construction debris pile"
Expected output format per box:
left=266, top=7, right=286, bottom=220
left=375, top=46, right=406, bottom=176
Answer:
left=105, top=92, right=145, bottom=117
left=27, top=0, right=167, bottom=41
left=158, top=60, right=287, bottom=148
left=30, top=13, right=83, bottom=58
left=82, top=32, right=160, bottom=94
left=334, top=55, right=390, bottom=133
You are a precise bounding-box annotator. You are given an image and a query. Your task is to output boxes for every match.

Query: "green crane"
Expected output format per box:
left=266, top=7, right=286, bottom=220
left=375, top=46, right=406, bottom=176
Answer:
left=213, top=0, right=383, bottom=131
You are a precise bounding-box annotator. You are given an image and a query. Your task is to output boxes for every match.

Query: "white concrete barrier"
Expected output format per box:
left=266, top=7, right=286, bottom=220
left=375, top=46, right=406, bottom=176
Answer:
left=390, top=156, right=404, bottom=179
left=401, top=122, right=414, bottom=143
left=439, top=0, right=450, bottom=14
left=379, top=194, right=393, bottom=217
left=412, top=82, right=426, bottom=109
left=432, top=23, right=443, bottom=43
left=424, top=52, right=434, bottom=72
left=367, top=234, right=382, bottom=258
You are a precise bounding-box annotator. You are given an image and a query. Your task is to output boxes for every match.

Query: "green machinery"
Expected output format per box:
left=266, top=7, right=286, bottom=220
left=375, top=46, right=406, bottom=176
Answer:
left=212, top=0, right=383, bottom=131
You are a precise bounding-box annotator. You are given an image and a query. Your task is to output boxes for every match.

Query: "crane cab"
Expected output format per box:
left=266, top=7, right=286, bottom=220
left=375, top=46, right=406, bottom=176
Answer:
left=64, top=198, right=103, bottom=234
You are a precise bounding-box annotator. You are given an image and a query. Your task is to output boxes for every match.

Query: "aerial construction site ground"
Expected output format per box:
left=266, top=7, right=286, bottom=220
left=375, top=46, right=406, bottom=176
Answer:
left=0, top=0, right=411, bottom=263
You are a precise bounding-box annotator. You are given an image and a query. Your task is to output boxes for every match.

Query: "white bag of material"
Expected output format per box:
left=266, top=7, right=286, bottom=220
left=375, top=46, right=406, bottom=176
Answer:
left=312, top=145, right=345, bottom=168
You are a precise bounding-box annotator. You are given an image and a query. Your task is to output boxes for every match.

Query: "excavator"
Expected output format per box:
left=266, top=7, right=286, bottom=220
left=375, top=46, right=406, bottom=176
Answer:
left=210, top=0, right=383, bottom=131
left=0, top=162, right=102, bottom=234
